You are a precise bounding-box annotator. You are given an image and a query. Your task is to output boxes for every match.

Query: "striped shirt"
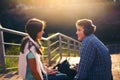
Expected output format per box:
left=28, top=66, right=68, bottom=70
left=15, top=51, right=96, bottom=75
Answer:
left=76, top=34, right=112, bottom=80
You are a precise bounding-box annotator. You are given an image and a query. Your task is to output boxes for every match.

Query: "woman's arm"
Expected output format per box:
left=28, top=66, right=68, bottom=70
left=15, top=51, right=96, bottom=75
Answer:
left=28, top=58, right=43, bottom=80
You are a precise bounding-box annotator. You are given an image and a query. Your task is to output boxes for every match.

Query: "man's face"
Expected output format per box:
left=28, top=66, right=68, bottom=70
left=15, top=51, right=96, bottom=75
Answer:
left=76, top=25, right=86, bottom=41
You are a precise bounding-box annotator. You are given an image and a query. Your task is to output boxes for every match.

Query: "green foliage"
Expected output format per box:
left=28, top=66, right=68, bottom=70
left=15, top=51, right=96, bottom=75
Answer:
left=0, top=64, right=2, bottom=72
left=48, top=33, right=56, bottom=37
left=5, top=57, right=18, bottom=69
left=5, top=45, right=20, bottom=71
left=6, top=45, right=20, bottom=55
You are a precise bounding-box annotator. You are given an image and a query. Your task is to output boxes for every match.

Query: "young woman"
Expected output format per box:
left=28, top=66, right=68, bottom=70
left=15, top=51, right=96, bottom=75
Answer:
left=18, top=18, right=70, bottom=80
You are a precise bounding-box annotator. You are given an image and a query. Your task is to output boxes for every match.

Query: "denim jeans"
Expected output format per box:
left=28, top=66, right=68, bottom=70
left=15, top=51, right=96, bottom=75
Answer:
left=47, top=71, right=71, bottom=80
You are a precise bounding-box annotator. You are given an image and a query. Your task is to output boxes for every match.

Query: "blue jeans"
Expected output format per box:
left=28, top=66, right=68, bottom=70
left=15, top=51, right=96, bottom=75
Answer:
left=47, top=71, right=71, bottom=80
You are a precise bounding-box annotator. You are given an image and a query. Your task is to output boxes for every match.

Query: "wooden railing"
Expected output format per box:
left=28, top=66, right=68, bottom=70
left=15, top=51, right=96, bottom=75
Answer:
left=0, top=24, right=81, bottom=72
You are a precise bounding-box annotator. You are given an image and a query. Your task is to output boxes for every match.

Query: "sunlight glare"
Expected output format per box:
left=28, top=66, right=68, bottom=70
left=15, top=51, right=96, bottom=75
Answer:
left=19, top=0, right=109, bottom=25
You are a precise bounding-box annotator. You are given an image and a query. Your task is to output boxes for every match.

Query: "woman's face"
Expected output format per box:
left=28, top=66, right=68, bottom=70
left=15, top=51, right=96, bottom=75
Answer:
left=76, top=25, right=86, bottom=41
left=36, top=30, right=44, bottom=40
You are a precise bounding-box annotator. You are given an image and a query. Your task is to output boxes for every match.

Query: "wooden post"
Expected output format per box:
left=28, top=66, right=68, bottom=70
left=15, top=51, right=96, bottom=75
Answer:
left=0, top=25, right=6, bottom=72
left=47, top=40, right=51, bottom=66
left=59, top=35, right=62, bottom=60
left=74, top=41, right=76, bottom=57
left=67, top=40, right=70, bottom=57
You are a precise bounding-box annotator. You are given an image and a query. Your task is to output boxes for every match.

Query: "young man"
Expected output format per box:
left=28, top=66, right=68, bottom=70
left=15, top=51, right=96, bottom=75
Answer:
left=74, top=19, right=112, bottom=80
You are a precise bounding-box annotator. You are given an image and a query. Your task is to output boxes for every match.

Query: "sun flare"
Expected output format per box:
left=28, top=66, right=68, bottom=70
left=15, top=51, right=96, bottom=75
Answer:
left=15, top=0, right=110, bottom=25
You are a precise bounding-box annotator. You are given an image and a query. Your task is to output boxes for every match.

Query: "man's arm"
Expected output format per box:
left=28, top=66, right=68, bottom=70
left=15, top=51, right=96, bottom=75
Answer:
left=76, top=41, right=96, bottom=79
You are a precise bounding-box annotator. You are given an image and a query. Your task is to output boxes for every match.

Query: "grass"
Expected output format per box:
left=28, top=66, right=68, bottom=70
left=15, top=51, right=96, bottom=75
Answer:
left=3, top=45, right=20, bottom=72
left=5, top=57, right=18, bottom=70
left=3, top=40, right=79, bottom=72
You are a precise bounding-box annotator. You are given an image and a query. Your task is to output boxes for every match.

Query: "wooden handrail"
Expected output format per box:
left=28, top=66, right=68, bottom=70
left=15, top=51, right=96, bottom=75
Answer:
left=0, top=24, right=81, bottom=71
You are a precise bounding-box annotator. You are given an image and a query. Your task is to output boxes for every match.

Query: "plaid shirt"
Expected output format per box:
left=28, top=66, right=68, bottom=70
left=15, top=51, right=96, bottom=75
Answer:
left=76, top=34, right=112, bottom=80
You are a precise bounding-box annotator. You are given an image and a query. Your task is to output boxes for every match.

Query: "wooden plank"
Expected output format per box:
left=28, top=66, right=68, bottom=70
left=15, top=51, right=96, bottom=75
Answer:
left=0, top=54, right=120, bottom=80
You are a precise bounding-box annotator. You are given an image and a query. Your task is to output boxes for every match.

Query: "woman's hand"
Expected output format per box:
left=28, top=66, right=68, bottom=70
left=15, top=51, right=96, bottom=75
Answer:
left=44, top=66, right=58, bottom=75
left=47, top=69, right=58, bottom=75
